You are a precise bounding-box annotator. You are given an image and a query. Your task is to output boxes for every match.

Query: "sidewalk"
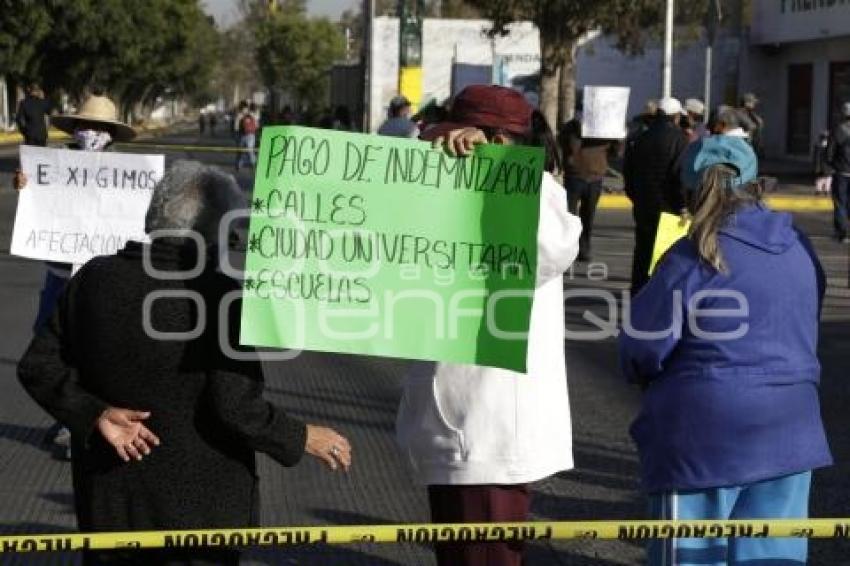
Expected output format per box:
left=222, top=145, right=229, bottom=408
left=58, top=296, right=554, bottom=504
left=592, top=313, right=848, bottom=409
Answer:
left=0, top=128, right=69, bottom=144
left=599, top=156, right=834, bottom=212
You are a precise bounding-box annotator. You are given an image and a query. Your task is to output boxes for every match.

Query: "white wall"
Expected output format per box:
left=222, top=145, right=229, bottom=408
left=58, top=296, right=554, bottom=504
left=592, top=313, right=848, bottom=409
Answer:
left=369, top=18, right=539, bottom=132
left=368, top=18, right=740, bottom=132
left=577, top=33, right=740, bottom=120
left=751, top=0, right=850, bottom=44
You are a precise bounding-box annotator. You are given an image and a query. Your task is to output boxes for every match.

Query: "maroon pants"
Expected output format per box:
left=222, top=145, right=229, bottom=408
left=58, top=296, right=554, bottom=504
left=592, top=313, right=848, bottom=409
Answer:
left=427, top=484, right=531, bottom=566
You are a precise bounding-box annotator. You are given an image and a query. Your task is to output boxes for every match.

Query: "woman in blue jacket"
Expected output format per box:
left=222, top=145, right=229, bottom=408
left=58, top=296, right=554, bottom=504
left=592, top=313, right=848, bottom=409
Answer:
left=619, top=135, right=832, bottom=565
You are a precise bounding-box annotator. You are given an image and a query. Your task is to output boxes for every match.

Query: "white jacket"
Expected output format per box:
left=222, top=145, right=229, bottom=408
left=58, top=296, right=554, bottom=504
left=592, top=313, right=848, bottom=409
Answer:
left=395, top=172, right=582, bottom=485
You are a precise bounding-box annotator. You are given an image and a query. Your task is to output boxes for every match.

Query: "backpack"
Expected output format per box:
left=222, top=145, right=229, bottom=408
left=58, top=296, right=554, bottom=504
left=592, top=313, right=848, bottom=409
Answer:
left=240, top=113, right=257, bottom=135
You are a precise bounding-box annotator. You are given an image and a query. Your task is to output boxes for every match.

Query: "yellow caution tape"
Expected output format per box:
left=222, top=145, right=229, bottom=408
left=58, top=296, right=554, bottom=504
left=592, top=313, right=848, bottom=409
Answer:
left=3, top=519, right=850, bottom=553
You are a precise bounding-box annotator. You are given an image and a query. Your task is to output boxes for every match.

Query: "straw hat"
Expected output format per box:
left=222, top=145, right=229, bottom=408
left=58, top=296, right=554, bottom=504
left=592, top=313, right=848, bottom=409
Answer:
left=51, top=95, right=136, bottom=141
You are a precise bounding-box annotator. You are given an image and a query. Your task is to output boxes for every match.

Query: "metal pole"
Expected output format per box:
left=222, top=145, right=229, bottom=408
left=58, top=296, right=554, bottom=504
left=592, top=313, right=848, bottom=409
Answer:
left=704, top=43, right=712, bottom=112
left=362, top=0, right=374, bottom=132
left=662, top=0, right=675, bottom=98
left=0, top=76, right=7, bottom=130
left=704, top=0, right=722, bottom=115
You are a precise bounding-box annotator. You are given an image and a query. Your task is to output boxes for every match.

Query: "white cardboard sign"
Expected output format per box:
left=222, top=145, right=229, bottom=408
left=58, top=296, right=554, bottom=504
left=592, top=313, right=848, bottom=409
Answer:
left=581, top=86, right=631, bottom=140
left=11, top=145, right=164, bottom=264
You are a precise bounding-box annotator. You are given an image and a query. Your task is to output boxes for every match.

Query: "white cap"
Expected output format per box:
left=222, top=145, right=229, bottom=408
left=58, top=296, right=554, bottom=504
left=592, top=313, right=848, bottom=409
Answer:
left=685, top=98, right=705, bottom=116
left=658, top=97, right=683, bottom=116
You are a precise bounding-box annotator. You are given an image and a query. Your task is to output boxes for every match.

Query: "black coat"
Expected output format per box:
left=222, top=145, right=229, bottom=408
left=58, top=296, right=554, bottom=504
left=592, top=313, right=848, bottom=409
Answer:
left=18, top=241, right=306, bottom=540
left=16, top=95, right=50, bottom=146
left=828, top=120, right=850, bottom=175
left=623, top=117, right=689, bottom=217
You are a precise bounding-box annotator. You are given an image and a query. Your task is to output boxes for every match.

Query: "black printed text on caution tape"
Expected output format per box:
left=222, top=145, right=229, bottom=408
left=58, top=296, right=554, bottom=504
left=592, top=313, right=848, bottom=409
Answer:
left=4, top=520, right=850, bottom=553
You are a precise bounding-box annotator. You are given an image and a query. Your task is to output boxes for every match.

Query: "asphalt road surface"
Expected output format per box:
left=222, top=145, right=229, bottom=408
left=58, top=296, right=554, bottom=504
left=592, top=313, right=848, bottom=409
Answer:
left=0, top=128, right=848, bottom=565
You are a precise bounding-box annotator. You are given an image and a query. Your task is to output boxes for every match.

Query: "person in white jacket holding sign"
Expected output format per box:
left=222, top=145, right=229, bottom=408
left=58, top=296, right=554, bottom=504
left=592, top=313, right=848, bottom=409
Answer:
left=396, top=85, right=582, bottom=566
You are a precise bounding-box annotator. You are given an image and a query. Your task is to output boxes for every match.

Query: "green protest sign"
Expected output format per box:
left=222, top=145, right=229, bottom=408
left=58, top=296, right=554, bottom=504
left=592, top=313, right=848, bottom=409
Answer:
left=240, top=126, right=543, bottom=372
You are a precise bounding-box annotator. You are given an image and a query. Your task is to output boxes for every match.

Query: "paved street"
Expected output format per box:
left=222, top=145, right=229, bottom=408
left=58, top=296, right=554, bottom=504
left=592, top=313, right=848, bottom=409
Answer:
left=0, top=130, right=849, bottom=565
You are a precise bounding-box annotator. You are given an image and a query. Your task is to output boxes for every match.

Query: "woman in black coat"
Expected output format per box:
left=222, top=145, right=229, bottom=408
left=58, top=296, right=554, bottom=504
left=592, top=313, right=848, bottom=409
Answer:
left=17, top=162, right=352, bottom=565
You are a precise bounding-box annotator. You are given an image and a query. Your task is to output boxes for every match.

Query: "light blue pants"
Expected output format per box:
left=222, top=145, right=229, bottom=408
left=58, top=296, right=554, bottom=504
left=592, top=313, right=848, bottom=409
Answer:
left=236, top=133, right=256, bottom=169
left=647, top=471, right=811, bottom=565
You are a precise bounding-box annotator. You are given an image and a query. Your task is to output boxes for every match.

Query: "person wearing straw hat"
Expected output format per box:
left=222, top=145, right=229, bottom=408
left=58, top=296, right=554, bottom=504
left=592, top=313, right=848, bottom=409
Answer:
left=50, top=92, right=138, bottom=146
left=12, top=92, right=137, bottom=459
left=13, top=91, right=137, bottom=328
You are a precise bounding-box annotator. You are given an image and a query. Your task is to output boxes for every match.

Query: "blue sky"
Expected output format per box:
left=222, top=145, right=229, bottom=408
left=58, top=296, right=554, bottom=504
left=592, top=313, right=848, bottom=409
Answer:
left=202, top=0, right=360, bottom=26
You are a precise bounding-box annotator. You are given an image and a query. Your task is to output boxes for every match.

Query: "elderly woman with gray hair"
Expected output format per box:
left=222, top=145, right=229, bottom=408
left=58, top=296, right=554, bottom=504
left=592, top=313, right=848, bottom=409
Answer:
left=18, top=161, right=351, bottom=566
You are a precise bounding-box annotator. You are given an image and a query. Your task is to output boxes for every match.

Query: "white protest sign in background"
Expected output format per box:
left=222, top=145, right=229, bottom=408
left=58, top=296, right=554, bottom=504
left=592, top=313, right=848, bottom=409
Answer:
left=11, top=146, right=164, bottom=265
left=581, top=86, right=631, bottom=140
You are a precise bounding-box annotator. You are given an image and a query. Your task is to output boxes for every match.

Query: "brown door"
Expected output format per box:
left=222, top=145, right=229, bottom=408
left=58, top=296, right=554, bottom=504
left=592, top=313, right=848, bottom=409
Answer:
left=787, top=63, right=813, bottom=155
left=829, top=61, right=850, bottom=128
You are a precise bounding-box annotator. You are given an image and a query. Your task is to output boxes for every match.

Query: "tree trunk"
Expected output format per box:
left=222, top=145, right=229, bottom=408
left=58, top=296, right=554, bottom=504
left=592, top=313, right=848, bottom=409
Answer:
left=538, top=37, right=560, bottom=131
left=557, top=39, right=579, bottom=126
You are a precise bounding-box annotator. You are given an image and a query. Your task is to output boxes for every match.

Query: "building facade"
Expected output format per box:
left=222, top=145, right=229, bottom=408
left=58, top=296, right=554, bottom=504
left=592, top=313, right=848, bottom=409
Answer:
left=743, top=0, right=850, bottom=158
left=366, top=17, right=740, bottom=134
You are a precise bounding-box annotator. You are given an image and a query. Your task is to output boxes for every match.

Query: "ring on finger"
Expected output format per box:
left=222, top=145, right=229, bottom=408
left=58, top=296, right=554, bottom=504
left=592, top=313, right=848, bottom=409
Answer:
left=330, top=445, right=341, bottom=457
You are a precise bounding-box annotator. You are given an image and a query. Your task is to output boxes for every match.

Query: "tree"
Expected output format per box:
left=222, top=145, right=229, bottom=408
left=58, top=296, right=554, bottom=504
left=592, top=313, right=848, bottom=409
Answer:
left=0, top=1, right=52, bottom=82
left=1, top=0, right=220, bottom=118
left=463, top=0, right=714, bottom=129
left=254, top=4, right=345, bottom=113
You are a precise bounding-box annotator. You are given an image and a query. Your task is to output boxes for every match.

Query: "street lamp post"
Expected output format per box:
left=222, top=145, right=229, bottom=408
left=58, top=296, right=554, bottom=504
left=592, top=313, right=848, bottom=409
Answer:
left=662, top=0, right=675, bottom=98
left=363, top=0, right=374, bottom=132
left=704, top=0, right=723, bottom=113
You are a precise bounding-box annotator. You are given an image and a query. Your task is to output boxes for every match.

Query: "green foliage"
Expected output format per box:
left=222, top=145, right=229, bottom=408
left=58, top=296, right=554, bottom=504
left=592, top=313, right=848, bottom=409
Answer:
left=0, top=0, right=52, bottom=79
left=0, top=0, right=219, bottom=112
left=254, top=8, right=345, bottom=109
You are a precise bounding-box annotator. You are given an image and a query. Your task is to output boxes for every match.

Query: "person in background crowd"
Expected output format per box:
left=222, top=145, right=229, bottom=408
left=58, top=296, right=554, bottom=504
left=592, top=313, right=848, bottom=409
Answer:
left=13, top=92, right=136, bottom=460
left=814, top=131, right=833, bottom=196
left=620, top=135, right=831, bottom=566
left=623, top=97, right=689, bottom=293
left=738, top=92, right=765, bottom=157
left=280, top=105, right=296, bottom=125
left=628, top=99, right=658, bottom=140
left=234, top=101, right=258, bottom=171
left=208, top=112, right=217, bottom=135
left=708, top=105, right=750, bottom=139
left=16, top=83, right=50, bottom=147
left=413, top=99, right=449, bottom=137
left=682, top=98, right=708, bottom=142
left=378, top=95, right=419, bottom=138
left=396, top=85, right=582, bottom=566
left=560, top=104, right=617, bottom=262
left=332, top=105, right=353, bottom=131
left=828, top=102, right=850, bottom=243
left=198, top=110, right=206, bottom=135
left=18, top=161, right=352, bottom=566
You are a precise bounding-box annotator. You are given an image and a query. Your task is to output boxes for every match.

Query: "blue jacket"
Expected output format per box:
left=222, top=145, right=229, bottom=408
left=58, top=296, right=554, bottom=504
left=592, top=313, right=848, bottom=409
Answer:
left=619, top=204, right=832, bottom=493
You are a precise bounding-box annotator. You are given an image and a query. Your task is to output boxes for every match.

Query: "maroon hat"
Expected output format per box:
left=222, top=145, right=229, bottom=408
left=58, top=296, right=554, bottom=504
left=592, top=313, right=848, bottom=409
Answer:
left=420, top=85, right=533, bottom=141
